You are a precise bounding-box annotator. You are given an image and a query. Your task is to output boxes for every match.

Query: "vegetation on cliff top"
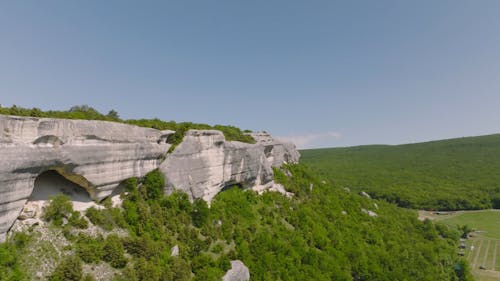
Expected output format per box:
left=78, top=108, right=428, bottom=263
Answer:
left=1, top=165, right=471, bottom=280
left=301, top=134, right=500, bottom=211
left=0, top=104, right=255, bottom=146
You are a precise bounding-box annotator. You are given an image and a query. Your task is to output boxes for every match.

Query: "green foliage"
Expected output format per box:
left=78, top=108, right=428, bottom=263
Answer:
left=85, top=207, right=110, bottom=229
left=170, top=257, right=192, bottom=281
left=454, top=259, right=473, bottom=281
left=102, top=234, right=127, bottom=268
left=179, top=164, right=467, bottom=280
left=141, top=170, right=165, bottom=201
left=85, top=206, right=125, bottom=231
left=3, top=160, right=471, bottom=280
left=42, top=193, right=74, bottom=226
left=458, top=225, right=473, bottom=239
left=0, top=234, right=28, bottom=281
left=75, top=234, right=103, bottom=264
left=49, top=255, right=83, bottom=281
left=301, top=135, right=500, bottom=210
left=82, top=274, right=96, bottom=281
left=68, top=211, right=89, bottom=229
left=0, top=105, right=255, bottom=152
left=126, top=119, right=255, bottom=152
left=192, top=199, right=209, bottom=228
left=0, top=104, right=122, bottom=122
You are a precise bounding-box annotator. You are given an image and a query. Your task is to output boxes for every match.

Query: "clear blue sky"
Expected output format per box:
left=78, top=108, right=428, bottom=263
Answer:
left=1, top=1, right=500, bottom=149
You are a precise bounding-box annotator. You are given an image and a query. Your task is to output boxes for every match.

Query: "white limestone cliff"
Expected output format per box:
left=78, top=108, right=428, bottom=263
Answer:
left=159, top=130, right=299, bottom=202
left=0, top=115, right=172, bottom=241
left=0, top=115, right=299, bottom=241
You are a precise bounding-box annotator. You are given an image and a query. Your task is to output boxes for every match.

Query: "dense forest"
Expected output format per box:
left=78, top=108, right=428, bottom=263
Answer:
left=0, top=164, right=471, bottom=280
left=301, top=135, right=500, bottom=211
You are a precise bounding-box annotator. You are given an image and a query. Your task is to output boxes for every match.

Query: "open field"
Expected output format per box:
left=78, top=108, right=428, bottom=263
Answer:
left=420, top=209, right=500, bottom=281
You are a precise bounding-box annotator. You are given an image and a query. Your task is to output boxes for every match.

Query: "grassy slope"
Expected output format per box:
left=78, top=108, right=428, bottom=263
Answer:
left=427, top=210, right=500, bottom=281
left=301, top=134, right=500, bottom=210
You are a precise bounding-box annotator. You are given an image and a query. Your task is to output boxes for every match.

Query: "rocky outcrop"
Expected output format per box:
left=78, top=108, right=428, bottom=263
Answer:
left=0, top=115, right=172, bottom=241
left=160, top=130, right=299, bottom=202
left=222, top=260, right=250, bottom=281
left=0, top=115, right=299, bottom=242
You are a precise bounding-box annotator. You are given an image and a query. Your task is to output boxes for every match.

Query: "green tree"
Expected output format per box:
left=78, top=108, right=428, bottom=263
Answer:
left=142, top=170, right=165, bottom=200
left=192, top=199, right=209, bottom=227
left=102, top=234, right=127, bottom=268
left=107, top=109, right=120, bottom=120
left=75, top=234, right=103, bottom=263
left=42, top=193, right=73, bottom=226
left=171, top=257, right=192, bottom=281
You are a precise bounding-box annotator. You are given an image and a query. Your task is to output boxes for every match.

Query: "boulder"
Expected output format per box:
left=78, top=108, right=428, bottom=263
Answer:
left=361, top=208, right=378, bottom=217
left=222, top=260, right=250, bottom=281
left=170, top=245, right=179, bottom=257
left=360, top=191, right=371, bottom=199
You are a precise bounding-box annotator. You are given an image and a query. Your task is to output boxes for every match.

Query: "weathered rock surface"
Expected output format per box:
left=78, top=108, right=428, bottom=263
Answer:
left=160, top=130, right=299, bottom=202
left=0, top=115, right=172, bottom=240
left=170, top=244, right=179, bottom=257
left=0, top=115, right=299, bottom=241
left=222, top=260, right=250, bottom=281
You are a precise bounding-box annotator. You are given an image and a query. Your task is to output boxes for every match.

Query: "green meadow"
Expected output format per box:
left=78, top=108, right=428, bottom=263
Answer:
left=424, top=210, right=500, bottom=281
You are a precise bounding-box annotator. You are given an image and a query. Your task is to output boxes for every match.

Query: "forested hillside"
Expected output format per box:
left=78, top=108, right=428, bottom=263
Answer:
left=0, top=165, right=470, bottom=280
left=301, top=134, right=500, bottom=210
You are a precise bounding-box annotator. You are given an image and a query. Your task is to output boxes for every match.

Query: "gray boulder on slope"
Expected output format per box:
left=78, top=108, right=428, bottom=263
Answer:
left=222, top=260, right=250, bottom=281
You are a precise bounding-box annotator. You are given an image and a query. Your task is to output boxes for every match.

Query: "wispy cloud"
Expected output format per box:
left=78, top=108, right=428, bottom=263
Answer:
left=277, top=131, right=342, bottom=149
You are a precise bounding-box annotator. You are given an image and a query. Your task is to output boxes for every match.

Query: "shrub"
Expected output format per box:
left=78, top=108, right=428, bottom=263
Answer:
left=68, top=211, right=88, bottom=229
left=170, top=257, right=192, bottom=281
left=141, top=170, right=165, bottom=201
left=133, top=258, right=162, bottom=281
left=85, top=207, right=105, bottom=225
left=102, top=234, right=127, bottom=268
left=0, top=242, right=25, bottom=281
left=42, top=194, right=73, bottom=226
left=75, top=234, right=103, bottom=264
left=49, top=255, right=83, bottom=281
left=192, top=199, right=209, bottom=227
left=85, top=207, right=121, bottom=230
left=81, top=274, right=96, bottom=281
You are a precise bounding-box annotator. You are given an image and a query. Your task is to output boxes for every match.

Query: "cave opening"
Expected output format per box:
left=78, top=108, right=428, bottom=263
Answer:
left=29, top=170, right=95, bottom=212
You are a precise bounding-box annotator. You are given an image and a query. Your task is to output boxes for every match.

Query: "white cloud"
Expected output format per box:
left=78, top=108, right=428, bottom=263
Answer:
left=277, top=131, right=342, bottom=149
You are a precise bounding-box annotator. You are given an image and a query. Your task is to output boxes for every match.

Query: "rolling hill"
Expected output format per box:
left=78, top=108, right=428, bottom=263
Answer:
left=301, top=134, right=500, bottom=211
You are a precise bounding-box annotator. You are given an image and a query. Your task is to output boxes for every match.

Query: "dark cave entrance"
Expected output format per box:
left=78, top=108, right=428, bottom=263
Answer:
left=30, top=170, right=94, bottom=210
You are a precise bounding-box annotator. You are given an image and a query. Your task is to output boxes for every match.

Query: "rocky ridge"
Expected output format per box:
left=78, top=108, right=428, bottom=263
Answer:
left=0, top=115, right=299, bottom=241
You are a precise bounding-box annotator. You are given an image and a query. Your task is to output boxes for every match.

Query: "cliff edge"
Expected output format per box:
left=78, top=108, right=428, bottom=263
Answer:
left=0, top=115, right=299, bottom=241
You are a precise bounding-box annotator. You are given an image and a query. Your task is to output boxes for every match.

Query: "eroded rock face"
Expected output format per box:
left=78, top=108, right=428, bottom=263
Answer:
left=160, top=130, right=299, bottom=202
left=222, top=260, right=250, bottom=281
left=0, top=115, right=299, bottom=241
left=0, top=115, right=172, bottom=240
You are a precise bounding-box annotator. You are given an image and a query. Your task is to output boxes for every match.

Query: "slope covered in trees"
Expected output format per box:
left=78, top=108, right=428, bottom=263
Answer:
left=1, top=165, right=470, bottom=280
left=301, top=134, right=500, bottom=210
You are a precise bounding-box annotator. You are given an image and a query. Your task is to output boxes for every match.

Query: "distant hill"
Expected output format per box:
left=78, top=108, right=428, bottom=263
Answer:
left=301, top=134, right=500, bottom=210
